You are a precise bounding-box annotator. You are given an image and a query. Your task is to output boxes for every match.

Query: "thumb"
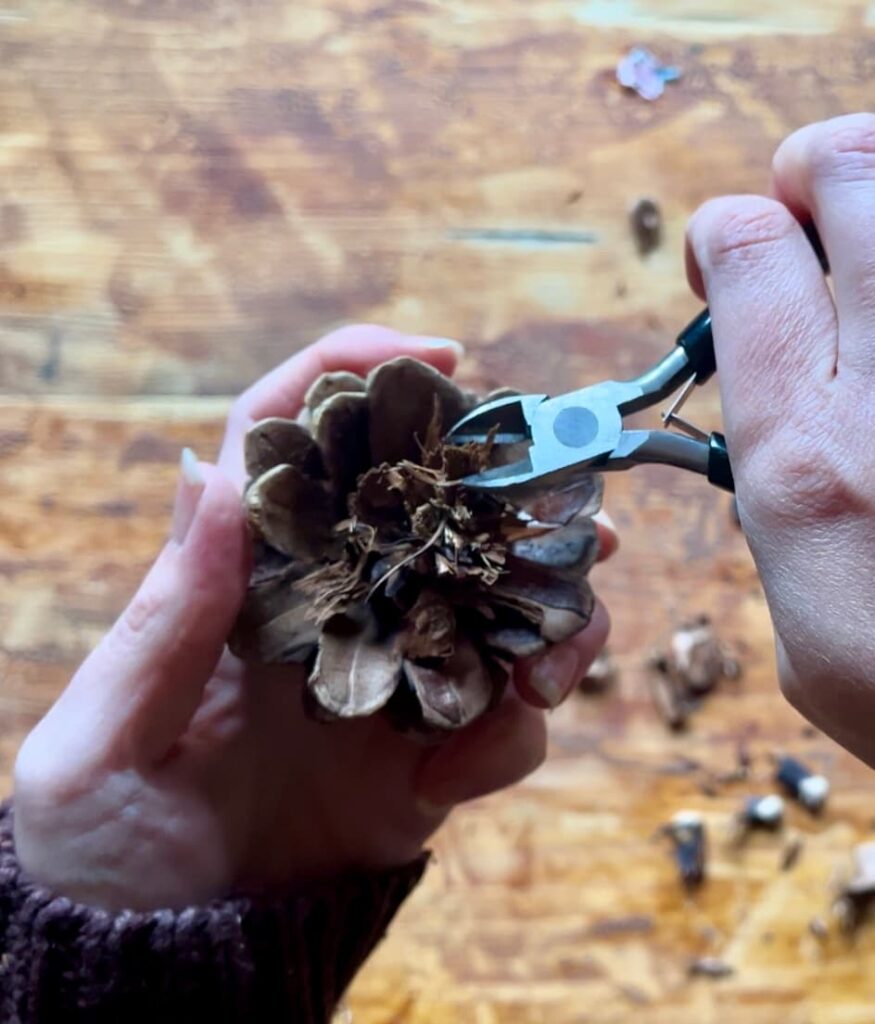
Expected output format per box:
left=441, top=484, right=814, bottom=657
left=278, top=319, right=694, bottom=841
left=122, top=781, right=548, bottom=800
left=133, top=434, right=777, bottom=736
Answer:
left=43, top=450, right=250, bottom=767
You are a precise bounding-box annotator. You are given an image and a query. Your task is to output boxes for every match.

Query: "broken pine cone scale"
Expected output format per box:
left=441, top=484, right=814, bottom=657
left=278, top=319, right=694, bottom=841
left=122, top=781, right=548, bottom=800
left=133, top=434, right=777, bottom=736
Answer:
left=229, top=357, right=605, bottom=733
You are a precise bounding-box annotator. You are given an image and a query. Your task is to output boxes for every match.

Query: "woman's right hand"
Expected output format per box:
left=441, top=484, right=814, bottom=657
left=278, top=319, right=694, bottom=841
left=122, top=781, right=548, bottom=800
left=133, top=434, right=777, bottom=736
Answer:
left=685, top=113, right=875, bottom=765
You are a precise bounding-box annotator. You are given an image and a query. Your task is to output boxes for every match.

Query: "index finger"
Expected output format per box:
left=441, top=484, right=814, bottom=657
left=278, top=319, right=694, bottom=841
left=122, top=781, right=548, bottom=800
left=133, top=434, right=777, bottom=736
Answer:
left=685, top=195, right=836, bottom=463
left=217, top=325, right=464, bottom=489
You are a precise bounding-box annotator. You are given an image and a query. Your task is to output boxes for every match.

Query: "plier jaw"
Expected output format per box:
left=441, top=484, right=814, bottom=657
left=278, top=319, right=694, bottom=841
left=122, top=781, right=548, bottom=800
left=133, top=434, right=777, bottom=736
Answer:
left=446, top=310, right=735, bottom=495
left=449, top=393, right=547, bottom=447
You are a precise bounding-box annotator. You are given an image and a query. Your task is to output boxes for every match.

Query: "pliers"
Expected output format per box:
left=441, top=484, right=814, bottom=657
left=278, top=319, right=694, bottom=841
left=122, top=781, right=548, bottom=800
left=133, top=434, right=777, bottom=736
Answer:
left=447, top=309, right=735, bottom=495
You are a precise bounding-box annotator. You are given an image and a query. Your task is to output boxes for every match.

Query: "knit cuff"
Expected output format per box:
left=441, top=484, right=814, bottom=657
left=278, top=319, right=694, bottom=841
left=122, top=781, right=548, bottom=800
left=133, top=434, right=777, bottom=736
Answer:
left=0, top=801, right=427, bottom=1024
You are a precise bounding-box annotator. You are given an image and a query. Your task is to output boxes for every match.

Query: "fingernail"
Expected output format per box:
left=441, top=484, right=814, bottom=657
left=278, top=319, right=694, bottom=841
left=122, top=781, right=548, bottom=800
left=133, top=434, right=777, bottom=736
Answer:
left=593, top=509, right=616, bottom=533
left=528, top=645, right=580, bottom=709
left=420, top=337, right=466, bottom=357
left=172, top=447, right=206, bottom=544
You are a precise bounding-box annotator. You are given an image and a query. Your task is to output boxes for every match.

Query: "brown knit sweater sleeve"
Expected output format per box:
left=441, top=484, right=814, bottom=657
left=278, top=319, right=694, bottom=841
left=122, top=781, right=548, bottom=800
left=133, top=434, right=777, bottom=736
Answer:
left=0, top=802, right=427, bottom=1024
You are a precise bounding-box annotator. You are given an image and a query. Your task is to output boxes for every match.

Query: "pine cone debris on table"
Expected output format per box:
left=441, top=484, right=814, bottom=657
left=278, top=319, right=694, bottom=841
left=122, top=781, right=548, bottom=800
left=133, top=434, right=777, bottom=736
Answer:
left=229, top=357, right=603, bottom=732
left=648, top=616, right=741, bottom=730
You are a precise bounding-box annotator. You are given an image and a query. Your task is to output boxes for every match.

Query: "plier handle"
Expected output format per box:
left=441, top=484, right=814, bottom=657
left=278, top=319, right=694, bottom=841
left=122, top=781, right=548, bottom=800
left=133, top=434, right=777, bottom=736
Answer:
left=447, top=309, right=735, bottom=494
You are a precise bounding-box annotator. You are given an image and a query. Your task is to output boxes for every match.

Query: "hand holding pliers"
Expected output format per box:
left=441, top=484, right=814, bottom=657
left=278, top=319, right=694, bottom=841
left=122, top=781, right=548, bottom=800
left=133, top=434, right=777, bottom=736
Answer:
left=448, top=309, right=734, bottom=495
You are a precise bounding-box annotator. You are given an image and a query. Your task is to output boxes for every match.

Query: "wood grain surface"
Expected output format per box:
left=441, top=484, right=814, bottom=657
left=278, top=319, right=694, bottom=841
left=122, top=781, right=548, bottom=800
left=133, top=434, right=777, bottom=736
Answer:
left=2, top=2, right=875, bottom=1021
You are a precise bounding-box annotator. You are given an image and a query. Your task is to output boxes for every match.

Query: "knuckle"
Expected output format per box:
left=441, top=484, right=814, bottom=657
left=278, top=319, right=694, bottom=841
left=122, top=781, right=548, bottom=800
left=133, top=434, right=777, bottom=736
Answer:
left=117, top=586, right=165, bottom=646
left=808, top=114, right=875, bottom=181
left=744, top=428, right=863, bottom=525
left=696, top=197, right=795, bottom=270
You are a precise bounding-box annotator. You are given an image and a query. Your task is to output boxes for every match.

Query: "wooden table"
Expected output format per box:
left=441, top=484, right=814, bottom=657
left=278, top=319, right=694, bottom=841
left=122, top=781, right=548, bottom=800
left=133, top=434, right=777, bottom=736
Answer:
left=2, top=2, right=875, bottom=1020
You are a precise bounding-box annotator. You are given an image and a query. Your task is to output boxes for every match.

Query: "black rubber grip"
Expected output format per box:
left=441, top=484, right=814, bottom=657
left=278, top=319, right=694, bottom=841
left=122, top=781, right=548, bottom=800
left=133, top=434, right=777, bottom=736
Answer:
left=707, top=433, right=734, bottom=492
left=676, top=309, right=716, bottom=384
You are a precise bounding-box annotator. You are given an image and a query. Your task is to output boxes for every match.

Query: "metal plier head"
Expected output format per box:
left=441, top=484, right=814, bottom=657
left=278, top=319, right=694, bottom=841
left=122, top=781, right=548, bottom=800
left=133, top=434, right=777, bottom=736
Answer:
left=447, top=310, right=735, bottom=495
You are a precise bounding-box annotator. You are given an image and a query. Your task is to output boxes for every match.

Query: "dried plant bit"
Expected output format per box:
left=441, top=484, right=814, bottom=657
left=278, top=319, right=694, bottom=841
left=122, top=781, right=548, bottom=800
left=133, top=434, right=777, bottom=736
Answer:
left=781, top=834, right=805, bottom=872
left=231, top=356, right=603, bottom=731
left=578, top=650, right=616, bottom=694
left=716, top=742, right=751, bottom=785
left=665, top=810, right=706, bottom=889
left=649, top=669, right=689, bottom=731
left=688, top=957, right=733, bottom=979
left=833, top=843, right=875, bottom=934
left=775, top=755, right=830, bottom=813
left=648, top=617, right=741, bottom=730
left=398, top=592, right=456, bottom=661
left=629, top=197, right=662, bottom=256
left=667, top=616, right=727, bottom=695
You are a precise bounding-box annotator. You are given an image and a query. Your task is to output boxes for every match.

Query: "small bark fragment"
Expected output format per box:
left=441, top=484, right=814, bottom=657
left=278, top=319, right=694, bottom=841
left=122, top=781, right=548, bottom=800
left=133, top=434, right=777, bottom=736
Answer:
left=667, top=617, right=726, bottom=695
left=648, top=670, right=689, bottom=730
left=781, top=834, right=804, bottom=872
left=648, top=617, right=742, bottom=729
left=834, top=843, right=875, bottom=934
left=398, top=592, right=456, bottom=661
left=688, top=958, right=733, bottom=979
left=629, top=197, right=662, bottom=256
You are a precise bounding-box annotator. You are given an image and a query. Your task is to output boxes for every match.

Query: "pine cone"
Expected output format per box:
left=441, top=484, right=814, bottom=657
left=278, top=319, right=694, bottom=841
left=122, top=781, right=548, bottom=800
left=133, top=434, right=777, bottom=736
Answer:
left=229, top=357, right=603, bottom=732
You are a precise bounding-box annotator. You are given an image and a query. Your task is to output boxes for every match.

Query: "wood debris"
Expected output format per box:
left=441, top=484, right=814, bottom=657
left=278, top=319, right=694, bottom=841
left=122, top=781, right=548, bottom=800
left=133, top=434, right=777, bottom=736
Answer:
left=780, top=834, right=805, bottom=872
left=834, top=843, right=875, bottom=934
left=629, top=197, right=663, bottom=255
left=648, top=616, right=741, bottom=729
left=688, top=957, right=734, bottom=979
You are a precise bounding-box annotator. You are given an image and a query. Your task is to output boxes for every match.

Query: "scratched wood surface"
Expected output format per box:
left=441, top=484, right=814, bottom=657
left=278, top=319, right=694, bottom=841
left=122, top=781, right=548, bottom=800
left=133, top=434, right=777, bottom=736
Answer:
left=2, top=2, right=875, bottom=1021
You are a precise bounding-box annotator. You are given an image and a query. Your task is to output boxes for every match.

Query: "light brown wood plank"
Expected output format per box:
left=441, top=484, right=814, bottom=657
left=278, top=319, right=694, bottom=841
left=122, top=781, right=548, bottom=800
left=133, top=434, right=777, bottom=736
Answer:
left=2, top=2, right=875, bottom=1019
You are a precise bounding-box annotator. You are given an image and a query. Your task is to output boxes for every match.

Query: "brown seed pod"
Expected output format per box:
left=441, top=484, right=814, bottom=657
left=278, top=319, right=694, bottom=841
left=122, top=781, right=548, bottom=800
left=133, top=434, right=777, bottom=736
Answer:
left=229, top=357, right=604, bottom=732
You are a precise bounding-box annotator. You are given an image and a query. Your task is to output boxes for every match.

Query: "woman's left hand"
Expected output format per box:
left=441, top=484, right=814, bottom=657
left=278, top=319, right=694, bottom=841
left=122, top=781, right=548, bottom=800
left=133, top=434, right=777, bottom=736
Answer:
left=13, top=326, right=614, bottom=911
